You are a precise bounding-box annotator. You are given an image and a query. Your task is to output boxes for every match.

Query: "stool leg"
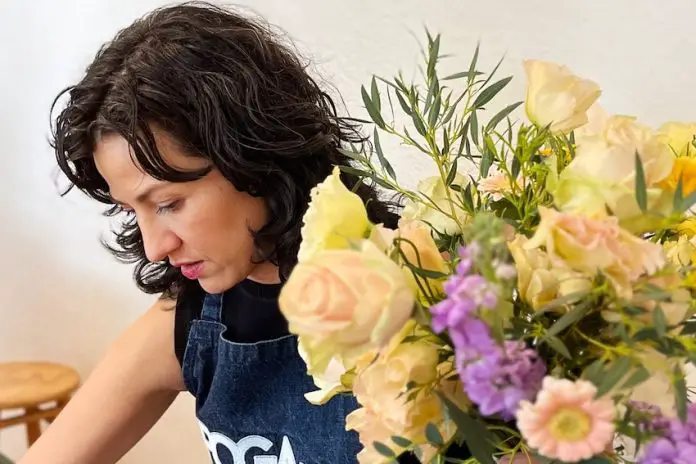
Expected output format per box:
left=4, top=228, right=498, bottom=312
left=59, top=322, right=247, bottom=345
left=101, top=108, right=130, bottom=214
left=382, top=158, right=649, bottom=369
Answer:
left=24, top=407, right=41, bottom=446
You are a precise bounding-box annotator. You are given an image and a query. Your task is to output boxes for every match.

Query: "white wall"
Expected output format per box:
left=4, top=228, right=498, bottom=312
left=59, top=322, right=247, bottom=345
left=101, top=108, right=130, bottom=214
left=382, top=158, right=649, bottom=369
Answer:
left=1, top=0, right=694, bottom=462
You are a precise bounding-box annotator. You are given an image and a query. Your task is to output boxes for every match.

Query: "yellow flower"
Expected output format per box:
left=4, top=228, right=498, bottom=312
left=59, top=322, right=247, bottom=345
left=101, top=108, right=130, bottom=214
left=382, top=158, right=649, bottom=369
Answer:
left=553, top=116, right=674, bottom=232
left=676, top=217, right=696, bottom=237
left=346, top=321, right=458, bottom=463
left=393, top=219, right=448, bottom=300
left=279, top=241, right=415, bottom=374
left=664, top=235, right=696, bottom=268
left=658, top=156, right=696, bottom=197
left=659, top=121, right=696, bottom=157
left=508, top=234, right=591, bottom=311
left=401, top=174, right=469, bottom=234
left=523, top=59, right=601, bottom=134
left=297, top=336, right=352, bottom=405
left=525, top=207, right=665, bottom=299
left=297, top=166, right=370, bottom=262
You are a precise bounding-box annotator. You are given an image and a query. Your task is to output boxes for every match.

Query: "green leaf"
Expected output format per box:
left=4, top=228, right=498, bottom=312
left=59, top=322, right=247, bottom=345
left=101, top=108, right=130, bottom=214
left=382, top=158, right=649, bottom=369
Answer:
left=583, top=359, right=606, bottom=386
left=467, top=42, right=481, bottom=83
left=674, top=174, right=685, bottom=212
left=679, top=190, right=696, bottom=212
left=473, top=76, right=513, bottom=108
left=373, top=441, right=396, bottom=458
left=428, top=92, right=441, bottom=129
left=438, top=396, right=496, bottom=464
left=511, top=156, right=521, bottom=180
left=621, top=366, right=651, bottom=390
left=412, top=111, right=428, bottom=137
left=338, top=166, right=393, bottom=190
left=446, top=159, right=459, bottom=186
left=336, top=147, right=366, bottom=162
left=470, top=111, right=479, bottom=145
left=370, top=76, right=381, bottom=112
left=486, top=101, right=523, bottom=132
left=634, top=152, right=648, bottom=212
left=544, top=335, right=572, bottom=359
left=653, top=306, right=668, bottom=338
left=443, top=71, right=484, bottom=81
left=361, top=84, right=386, bottom=129
left=534, top=290, right=589, bottom=316
left=674, top=365, right=688, bottom=421
left=462, top=184, right=475, bottom=212
left=481, top=135, right=496, bottom=178
left=544, top=301, right=591, bottom=339
left=395, top=90, right=413, bottom=116
left=596, top=357, right=632, bottom=397
left=408, top=266, right=449, bottom=280
left=425, top=422, right=444, bottom=446
left=373, top=129, right=397, bottom=180
left=390, top=435, right=413, bottom=448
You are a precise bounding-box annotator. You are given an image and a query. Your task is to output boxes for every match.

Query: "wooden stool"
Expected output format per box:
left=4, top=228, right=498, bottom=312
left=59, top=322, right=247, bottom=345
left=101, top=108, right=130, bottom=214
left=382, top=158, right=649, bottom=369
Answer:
left=0, top=362, right=80, bottom=446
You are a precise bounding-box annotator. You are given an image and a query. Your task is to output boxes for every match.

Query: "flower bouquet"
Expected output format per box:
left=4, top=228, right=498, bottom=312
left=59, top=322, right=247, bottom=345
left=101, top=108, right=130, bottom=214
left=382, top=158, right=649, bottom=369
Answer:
left=279, top=32, right=696, bottom=463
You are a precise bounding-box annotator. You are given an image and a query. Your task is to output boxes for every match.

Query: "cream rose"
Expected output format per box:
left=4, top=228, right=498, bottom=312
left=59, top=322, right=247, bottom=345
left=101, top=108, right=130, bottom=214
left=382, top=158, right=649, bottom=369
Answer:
left=508, top=234, right=591, bottom=310
left=279, top=241, right=415, bottom=373
left=401, top=174, right=469, bottom=235
left=297, top=166, right=371, bottom=262
left=553, top=116, right=674, bottom=232
left=523, top=59, right=601, bottom=134
left=525, top=207, right=665, bottom=298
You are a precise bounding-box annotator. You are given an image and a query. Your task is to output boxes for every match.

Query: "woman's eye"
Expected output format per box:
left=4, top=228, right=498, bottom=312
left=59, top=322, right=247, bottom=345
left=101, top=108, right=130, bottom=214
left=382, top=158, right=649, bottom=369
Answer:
left=155, top=200, right=181, bottom=215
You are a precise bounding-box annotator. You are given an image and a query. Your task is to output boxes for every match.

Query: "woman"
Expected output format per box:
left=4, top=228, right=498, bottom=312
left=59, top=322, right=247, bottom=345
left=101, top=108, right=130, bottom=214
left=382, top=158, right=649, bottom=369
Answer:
left=22, top=2, right=469, bottom=463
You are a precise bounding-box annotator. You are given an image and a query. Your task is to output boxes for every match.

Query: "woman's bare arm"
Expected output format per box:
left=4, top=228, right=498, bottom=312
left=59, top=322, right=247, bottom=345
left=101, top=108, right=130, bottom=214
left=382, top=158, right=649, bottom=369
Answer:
left=19, top=297, right=186, bottom=464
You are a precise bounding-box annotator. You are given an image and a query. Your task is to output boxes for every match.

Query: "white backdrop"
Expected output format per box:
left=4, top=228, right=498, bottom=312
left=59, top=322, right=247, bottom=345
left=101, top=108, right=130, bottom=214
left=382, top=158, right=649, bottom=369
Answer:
left=1, top=0, right=694, bottom=462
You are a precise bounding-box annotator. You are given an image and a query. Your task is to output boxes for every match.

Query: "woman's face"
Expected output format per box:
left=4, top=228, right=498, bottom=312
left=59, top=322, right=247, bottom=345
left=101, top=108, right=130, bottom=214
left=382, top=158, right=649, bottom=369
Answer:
left=93, top=129, right=279, bottom=294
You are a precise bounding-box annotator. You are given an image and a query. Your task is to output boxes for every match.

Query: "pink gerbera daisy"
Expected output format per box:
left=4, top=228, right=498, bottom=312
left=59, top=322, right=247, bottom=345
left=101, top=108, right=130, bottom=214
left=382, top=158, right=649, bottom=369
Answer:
left=516, top=377, right=616, bottom=462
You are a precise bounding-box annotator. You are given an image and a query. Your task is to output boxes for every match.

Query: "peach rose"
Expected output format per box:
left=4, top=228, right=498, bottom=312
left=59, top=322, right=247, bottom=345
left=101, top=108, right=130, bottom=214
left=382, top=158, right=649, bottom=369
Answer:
left=346, top=321, right=458, bottom=463
left=279, top=241, right=415, bottom=373
left=525, top=207, right=665, bottom=298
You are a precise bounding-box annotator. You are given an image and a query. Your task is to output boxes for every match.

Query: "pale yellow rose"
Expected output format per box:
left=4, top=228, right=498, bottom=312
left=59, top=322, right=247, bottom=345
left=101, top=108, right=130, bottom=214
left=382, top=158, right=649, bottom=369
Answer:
left=297, top=166, right=371, bottom=262
left=297, top=336, right=352, bottom=405
left=508, top=234, right=591, bottom=310
left=279, top=240, right=415, bottom=374
left=554, top=116, right=674, bottom=232
left=659, top=121, right=696, bottom=157
left=525, top=207, right=665, bottom=299
left=401, top=174, right=469, bottom=234
left=478, top=170, right=526, bottom=201
left=346, top=321, right=456, bottom=463
left=523, top=59, right=601, bottom=134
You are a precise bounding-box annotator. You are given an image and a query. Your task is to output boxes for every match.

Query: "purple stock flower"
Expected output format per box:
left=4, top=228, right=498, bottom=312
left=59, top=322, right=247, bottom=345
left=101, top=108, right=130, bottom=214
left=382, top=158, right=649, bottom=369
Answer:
left=640, top=404, right=696, bottom=464
left=459, top=341, right=546, bottom=420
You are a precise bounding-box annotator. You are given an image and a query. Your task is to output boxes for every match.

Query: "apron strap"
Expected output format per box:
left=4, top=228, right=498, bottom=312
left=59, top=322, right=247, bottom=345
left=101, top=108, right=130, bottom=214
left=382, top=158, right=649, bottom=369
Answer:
left=201, top=293, right=223, bottom=322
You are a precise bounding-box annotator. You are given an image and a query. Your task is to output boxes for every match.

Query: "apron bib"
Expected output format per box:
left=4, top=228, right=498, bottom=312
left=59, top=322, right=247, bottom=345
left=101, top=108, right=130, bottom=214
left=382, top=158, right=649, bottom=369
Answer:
left=182, top=292, right=362, bottom=464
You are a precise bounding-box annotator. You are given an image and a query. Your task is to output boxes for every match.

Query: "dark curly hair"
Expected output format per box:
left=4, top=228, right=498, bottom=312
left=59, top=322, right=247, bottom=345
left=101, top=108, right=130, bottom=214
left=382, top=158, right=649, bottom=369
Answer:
left=51, top=1, right=399, bottom=299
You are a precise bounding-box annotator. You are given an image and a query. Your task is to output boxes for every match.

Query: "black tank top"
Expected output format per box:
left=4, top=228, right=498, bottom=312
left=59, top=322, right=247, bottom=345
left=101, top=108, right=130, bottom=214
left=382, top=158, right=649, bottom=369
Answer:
left=174, top=279, right=288, bottom=365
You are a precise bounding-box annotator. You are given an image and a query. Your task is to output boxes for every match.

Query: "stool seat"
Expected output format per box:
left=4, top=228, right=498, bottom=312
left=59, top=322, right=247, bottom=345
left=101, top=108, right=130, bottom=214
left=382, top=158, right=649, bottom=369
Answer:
left=0, top=361, right=80, bottom=448
left=0, top=362, right=80, bottom=409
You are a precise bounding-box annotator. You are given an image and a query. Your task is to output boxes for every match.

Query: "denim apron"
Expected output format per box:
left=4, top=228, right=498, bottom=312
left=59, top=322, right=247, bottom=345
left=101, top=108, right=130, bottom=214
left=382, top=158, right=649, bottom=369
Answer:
left=182, top=292, right=362, bottom=464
